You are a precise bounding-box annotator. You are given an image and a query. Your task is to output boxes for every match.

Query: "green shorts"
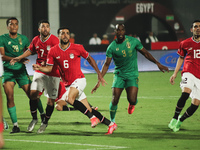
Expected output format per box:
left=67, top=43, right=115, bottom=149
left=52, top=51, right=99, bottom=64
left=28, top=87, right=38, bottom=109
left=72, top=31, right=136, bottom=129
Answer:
left=112, top=74, right=139, bottom=89
left=2, top=69, right=31, bottom=88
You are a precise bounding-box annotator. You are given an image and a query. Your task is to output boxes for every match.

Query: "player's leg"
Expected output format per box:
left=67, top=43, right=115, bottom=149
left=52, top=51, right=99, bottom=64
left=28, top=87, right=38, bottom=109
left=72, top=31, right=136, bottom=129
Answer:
left=37, top=98, right=55, bottom=133
left=3, top=81, right=20, bottom=133
left=125, top=76, right=139, bottom=114
left=110, top=87, right=123, bottom=122
left=126, top=86, right=138, bottom=114
left=37, top=76, right=60, bottom=133
left=173, top=98, right=200, bottom=132
left=110, top=75, right=124, bottom=122
left=169, top=73, right=193, bottom=129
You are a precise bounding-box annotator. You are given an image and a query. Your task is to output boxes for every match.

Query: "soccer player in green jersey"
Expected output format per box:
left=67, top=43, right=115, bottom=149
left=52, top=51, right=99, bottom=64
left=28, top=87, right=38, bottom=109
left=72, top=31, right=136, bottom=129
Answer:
left=92, top=24, right=169, bottom=123
left=0, top=17, right=44, bottom=133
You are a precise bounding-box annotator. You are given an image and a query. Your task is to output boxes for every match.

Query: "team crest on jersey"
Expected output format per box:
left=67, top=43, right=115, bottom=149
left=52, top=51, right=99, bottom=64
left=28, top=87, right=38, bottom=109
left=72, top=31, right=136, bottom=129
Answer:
left=70, top=53, right=74, bottom=59
left=8, top=41, right=11, bottom=45
left=188, top=47, right=193, bottom=50
left=126, top=42, right=131, bottom=48
left=47, top=45, right=51, bottom=51
left=18, top=38, right=22, bottom=45
left=116, top=48, right=119, bottom=51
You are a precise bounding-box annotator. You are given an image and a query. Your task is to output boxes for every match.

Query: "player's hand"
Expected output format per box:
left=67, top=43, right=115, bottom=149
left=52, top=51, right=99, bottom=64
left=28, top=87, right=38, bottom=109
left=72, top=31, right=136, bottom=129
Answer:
left=32, top=64, right=40, bottom=71
left=91, top=81, right=100, bottom=94
left=170, top=74, right=176, bottom=85
left=157, top=63, right=169, bottom=73
left=20, top=58, right=30, bottom=64
left=10, top=57, right=20, bottom=65
left=98, top=76, right=107, bottom=87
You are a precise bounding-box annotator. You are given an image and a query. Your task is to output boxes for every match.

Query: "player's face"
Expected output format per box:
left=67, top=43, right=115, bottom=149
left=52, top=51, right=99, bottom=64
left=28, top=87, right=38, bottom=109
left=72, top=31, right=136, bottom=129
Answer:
left=39, top=23, right=50, bottom=37
left=7, top=19, right=18, bottom=35
left=191, top=22, right=200, bottom=37
left=115, top=24, right=125, bottom=42
left=59, top=29, right=70, bottom=45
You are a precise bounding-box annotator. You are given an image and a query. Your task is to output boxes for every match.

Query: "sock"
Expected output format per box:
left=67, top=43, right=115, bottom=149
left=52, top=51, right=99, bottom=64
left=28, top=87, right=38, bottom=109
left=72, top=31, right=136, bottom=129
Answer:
left=30, top=100, right=38, bottom=120
left=180, top=104, right=199, bottom=122
left=92, top=109, right=111, bottom=126
left=43, top=104, right=54, bottom=124
left=8, top=106, right=17, bottom=124
left=109, top=102, right=118, bottom=122
left=37, top=99, right=44, bottom=114
left=73, top=100, right=93, bottom=118
left=130, top=99, right=138, bottom=105
left=173, top=92, right=189, bottom=119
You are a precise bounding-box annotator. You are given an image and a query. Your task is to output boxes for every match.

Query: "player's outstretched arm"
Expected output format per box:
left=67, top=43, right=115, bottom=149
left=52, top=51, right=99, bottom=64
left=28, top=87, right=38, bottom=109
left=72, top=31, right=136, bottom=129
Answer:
left=87, top=55, right=107, bottom=86
left=139, top=47, right=169, bottom=73
left=91, top=57, right=112, bottom=94
left=170, top=56, right=184, bottom=85
left=32, top=64, right=53, bottom=73
left=10, top=50, right=32, bottom=65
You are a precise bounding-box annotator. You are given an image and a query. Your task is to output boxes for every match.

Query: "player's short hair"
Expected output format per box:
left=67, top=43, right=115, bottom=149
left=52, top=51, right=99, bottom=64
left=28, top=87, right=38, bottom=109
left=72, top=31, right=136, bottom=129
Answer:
left=38, top=20, right=50, bottom=27
left=57, top=27, right=70, bottom=35
left=191, top=20, right=200, bottom=28
left=6, top=17, right=18, bottom=26
left=115, top=23, right=125, bottom=30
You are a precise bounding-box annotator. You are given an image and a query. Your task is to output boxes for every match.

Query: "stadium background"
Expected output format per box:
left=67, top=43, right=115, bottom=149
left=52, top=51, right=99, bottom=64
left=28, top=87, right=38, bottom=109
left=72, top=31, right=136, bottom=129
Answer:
left=0, top=0, right=196, bottom=75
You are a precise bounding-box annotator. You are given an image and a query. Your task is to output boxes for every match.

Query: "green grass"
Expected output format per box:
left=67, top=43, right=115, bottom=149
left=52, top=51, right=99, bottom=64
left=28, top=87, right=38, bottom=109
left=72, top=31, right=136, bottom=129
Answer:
left=2, top=71, right=200, bottom=150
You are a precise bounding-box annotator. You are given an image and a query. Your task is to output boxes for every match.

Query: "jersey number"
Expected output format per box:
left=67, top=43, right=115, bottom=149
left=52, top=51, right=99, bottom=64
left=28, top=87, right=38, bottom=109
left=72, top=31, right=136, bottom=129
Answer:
left=64, top=60, right=69, bottom=68
left=194, top=49, right=200, bottom=58
left=40, top=49, right=44, bottom=57
left=122, top=50, right=126, bottom=57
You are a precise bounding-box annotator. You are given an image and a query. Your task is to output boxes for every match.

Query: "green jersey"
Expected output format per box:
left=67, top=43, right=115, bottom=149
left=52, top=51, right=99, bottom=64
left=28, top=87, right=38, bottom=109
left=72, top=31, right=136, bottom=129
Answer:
left=106, top=35, right=143, bottom=77
left=0, top=33, right=30, bottom=71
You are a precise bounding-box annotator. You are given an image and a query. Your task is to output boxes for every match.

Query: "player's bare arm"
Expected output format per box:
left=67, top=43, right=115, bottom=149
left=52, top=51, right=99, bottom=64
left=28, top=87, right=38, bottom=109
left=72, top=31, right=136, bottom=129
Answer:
left=32, top=64, right=53, bottom=73
left=139, top=47, right=169, bottom=73
left=91, top=57, right=112, bottom=94
left=87, top=55, right=107, bottom=86
left=170, top=56, right=184, bottom=85
left=0, top=47, right=14, bottom=61
left=10, top=50, right=32, bottom=65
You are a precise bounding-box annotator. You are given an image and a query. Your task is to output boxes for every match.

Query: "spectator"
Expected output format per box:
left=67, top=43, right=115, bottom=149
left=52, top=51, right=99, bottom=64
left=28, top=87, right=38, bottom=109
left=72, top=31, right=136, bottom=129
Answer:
left=69, top=33, right=75, bottom=43
left=133, top=33, right=141, bottom=42
left=101, top=34, right=109, bottom=45
left=145, top=31, right=158, bottom=43
left=89, top=33, right=101, bottom=45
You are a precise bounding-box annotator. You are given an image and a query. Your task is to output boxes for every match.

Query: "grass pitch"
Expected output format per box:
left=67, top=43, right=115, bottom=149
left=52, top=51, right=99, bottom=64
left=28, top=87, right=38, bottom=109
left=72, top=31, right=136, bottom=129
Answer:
left=2, top=71, right=200, bottom=150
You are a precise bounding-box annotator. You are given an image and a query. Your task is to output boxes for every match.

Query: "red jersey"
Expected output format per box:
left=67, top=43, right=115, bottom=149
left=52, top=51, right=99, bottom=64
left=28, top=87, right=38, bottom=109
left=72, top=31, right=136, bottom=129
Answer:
left=47, top=43, right=89, bottom=86
left=29, top=34, right=60, bottom=77
left=178, top=37, right=200, bottom=79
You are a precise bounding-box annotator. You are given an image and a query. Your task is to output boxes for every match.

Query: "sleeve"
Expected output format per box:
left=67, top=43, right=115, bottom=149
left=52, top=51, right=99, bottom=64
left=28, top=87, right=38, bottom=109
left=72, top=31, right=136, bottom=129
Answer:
left=24, top=36, right=30, bottom=49
left=106, top=43, right=113, bottom=58
left=79, top=45, right=89, bottom=59
left=29, top=40, right=35, bottom=53
left=46, top=48, right=55, bottom=65
left=0, top=36, right=4, bottom=48
left=177, top=41, right=186, bottom=57
left=135, top=39, right=144, bottom=51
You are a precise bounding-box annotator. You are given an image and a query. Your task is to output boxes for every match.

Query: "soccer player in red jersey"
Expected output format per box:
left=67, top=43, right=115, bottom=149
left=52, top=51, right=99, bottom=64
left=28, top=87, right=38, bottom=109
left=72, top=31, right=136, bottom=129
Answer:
left=32, top=27, right=117, bottom=134
left=10, top=20, right=60, bottom=133
left=168, top=20, right=200, bottom=132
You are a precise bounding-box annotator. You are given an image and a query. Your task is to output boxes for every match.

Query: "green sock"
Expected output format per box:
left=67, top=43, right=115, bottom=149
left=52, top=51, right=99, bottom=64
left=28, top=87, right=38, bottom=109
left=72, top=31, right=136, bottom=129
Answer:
left=135, top=99, right=138, bottom=105
left=8, top=106, right=17, bottom=124
left=37, top=99, right=44, bottom=114
left=109, top=102, right=118, bottom=122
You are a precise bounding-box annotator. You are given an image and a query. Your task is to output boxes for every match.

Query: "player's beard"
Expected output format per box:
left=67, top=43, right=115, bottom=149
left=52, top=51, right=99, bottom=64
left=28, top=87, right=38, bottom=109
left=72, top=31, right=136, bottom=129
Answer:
left=61, top=39, right=69, bottom=45
left=116, top=35, right=125, bottom=44
left=9, top=31, right=17, bottom=36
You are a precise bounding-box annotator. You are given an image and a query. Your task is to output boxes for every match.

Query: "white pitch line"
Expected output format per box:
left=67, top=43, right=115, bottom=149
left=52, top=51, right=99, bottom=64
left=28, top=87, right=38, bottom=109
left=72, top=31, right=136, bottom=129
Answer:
left=5, top=139, right=129, bottom=149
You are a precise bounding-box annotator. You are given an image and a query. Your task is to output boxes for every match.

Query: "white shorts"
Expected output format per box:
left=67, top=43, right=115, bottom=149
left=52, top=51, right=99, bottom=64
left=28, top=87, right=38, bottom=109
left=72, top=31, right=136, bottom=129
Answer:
left=31, top=72, right=60, bottom=99
left=180, top=72, right=200, bottom=100
left=60, top=78, right=87, bottom=102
